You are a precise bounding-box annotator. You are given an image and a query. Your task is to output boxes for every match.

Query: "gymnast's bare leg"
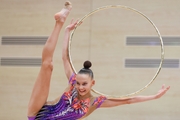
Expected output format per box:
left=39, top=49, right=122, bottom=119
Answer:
left=27, top=2, right=72, bottom=117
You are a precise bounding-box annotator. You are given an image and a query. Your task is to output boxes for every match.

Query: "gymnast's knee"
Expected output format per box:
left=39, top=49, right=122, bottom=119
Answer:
left=41, top=60, right=53, bottom=71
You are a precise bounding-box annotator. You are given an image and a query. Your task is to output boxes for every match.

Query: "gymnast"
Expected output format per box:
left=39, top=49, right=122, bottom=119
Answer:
left=27, top=1, right=170, bottom=120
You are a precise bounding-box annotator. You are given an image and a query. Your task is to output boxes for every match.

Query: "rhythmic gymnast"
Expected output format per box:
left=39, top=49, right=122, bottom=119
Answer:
left=27, top=1, right=170, bottom=120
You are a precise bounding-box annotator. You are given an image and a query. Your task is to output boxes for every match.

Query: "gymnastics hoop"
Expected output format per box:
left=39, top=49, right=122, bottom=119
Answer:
left=68, top=5, right=164, bottom=99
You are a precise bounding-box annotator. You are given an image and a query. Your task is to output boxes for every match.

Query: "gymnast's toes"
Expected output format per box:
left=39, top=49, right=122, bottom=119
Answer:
left=54, top=1, right=72, bottom=22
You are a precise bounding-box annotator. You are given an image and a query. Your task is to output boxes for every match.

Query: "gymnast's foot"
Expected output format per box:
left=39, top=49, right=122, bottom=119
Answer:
left=54, top=1, right=72, bottom=23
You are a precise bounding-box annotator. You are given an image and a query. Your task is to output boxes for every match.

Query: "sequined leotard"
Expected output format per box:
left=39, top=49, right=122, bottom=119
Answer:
left=28, top=74, right=106, bottom=120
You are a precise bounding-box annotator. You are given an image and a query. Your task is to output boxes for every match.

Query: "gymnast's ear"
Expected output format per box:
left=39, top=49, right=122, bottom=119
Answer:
left=91, top=79, right=95, bottom=86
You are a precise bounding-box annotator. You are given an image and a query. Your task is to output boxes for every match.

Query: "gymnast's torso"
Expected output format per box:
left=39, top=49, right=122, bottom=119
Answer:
left=28, top=74, right=106, bottom=120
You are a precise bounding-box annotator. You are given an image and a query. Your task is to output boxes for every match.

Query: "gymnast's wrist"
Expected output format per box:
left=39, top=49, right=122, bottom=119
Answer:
left=151, top=94, right=158, bottom=99
left=65, top=28, right=71, bottom=32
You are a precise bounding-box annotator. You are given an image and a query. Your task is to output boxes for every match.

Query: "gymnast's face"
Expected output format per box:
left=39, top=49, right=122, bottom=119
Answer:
left=75, top=73, right=95, bottom=96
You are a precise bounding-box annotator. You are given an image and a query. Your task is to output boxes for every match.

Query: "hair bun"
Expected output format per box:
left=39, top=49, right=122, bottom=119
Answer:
left=83, top=60, right=92, bottom=69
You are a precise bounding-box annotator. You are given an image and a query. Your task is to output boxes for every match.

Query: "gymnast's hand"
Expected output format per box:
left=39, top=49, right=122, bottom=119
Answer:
left=65, top=19, right=82, bottom=31
left=154, top=84, right=170, bottom=99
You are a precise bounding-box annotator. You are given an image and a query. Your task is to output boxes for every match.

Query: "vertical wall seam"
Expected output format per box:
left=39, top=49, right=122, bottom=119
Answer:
left=88, top=0, right=93, bottom=60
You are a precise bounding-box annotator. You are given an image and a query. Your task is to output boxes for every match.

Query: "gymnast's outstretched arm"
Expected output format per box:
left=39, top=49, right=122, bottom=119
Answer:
left=62, top=19, right=78, bottom=80
left=100, top=84, right=170, bottom=108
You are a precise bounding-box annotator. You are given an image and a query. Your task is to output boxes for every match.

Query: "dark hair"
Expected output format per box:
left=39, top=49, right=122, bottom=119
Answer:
left=78, top=60, right=94, bottom=79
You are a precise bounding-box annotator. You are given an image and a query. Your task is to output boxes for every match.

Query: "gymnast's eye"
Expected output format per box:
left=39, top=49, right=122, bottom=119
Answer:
left=76, top=82, right=80, bottom=85
left=82, top=82, right=87, bottom=86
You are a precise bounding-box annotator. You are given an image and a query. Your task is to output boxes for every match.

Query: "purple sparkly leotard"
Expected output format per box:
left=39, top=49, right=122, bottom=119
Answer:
left=28, top=74, right=106, bottom=120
